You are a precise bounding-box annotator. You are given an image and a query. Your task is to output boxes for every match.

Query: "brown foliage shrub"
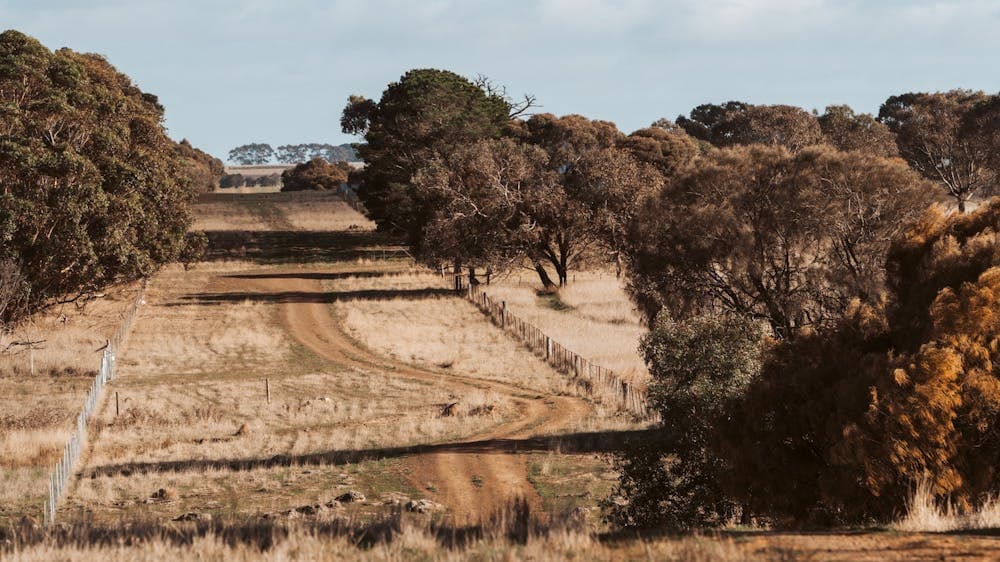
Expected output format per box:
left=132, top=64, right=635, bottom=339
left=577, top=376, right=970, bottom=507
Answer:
left=280, top=158, right=350, bottom=192
left=720, top=199, right=1000, bottom=523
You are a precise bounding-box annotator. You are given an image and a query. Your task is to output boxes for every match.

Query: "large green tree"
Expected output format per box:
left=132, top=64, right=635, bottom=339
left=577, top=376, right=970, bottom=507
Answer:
left=341, top=69, right=511, bottom=249
left=0, top=30, right=196, bottom=324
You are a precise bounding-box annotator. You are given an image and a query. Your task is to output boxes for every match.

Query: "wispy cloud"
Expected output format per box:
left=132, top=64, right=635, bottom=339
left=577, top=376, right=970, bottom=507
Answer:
left=2, top=0, right=997, bottom=157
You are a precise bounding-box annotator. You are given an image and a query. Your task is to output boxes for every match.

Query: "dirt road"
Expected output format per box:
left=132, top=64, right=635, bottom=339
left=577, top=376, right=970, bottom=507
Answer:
left=236, top=271, right=592, bottom=522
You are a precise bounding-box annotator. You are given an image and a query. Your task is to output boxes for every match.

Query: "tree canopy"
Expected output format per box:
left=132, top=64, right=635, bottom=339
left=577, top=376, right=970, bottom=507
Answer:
left=623, top=144, right=935, bottom=337
left=175, top=139, right=224, bottom=192
left=275, top=143, right=359, bottom=164
left=818, top=105, right=898, bottom=158
left=0, top=30, right=197, bottom=325
left=342, top=68, right=512, bottom=249
left=228, top=143, right=275, bottom=165
left=879, top=90, right=999, bottom=212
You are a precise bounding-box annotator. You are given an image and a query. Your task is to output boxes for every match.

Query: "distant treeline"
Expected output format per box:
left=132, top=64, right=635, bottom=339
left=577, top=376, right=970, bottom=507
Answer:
left=227, top=143, right=360, bottom=165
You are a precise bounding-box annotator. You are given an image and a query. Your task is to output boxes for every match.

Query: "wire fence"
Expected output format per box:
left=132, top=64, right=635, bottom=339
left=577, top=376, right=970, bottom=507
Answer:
left=459, top=278, right=652, bottom=419
left=337, top=184, right=366, bottom=214
left=42, top=280, right=148, bottom=526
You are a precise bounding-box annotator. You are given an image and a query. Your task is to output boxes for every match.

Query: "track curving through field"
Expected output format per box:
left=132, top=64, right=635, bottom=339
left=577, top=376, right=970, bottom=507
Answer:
left=228, top=271, right=593, bottom=522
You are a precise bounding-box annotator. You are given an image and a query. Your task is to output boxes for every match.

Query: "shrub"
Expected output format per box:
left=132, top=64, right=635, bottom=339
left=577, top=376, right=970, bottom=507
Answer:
left=604, top=313, right=764, bottom=528
left=721, top=199, right=1000, bottom=524
left=280, top=158, right=349, bottom=191
left=614, top=197, right=1000, bottom=527
left=219, top=173, right=246, bottom=188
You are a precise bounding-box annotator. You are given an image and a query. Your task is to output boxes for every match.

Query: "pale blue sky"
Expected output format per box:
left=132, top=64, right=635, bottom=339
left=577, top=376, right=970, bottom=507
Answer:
left=2, top=0, right=999, bottom=162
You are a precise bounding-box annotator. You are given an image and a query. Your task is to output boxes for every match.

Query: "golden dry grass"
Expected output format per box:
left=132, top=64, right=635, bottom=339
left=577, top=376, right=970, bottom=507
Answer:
left=893, top=480, right=1000, bottom=532
left=3, top=527, right=758, bottom=562
left=192, top=191, right=374, bottom=232
left=10, top=519, right=1000, bottom=562
left=65, top=262, right=524, bottom=523
left=330, top=271, right=579, bottom=396
left=0, top=281, right=142, bottom=520
left=481, top=270, right=649, bottom=386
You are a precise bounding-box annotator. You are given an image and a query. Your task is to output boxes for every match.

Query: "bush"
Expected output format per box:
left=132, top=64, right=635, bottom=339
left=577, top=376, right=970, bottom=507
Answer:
left=258, top=173, right=281, bottom=187
left=280, top=158, right=349, bottom=191
left=219, top=174, right=246, bottom=188
left=614, top=198, right=1000, bottom=527
left=605, top=313, right=764, bottom=528
left=178, top=232, right=208, bottom=269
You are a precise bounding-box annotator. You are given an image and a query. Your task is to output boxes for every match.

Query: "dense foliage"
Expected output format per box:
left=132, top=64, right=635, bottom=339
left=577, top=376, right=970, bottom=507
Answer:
left=0, top=30, right=196, bottom=326
left=604, top=313, right=764, bottom=528
left=623, top=144, right=936, bottom=336
left=175, top=138, right=224, bottom=192
left=280, top=158, right=350, bottom=192
left=343, top=69, right=511, bottom=249
left=879, top=90, right=998, bottom=212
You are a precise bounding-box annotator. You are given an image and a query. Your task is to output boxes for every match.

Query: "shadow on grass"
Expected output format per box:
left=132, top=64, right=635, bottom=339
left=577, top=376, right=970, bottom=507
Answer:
left=169, top=287, right=457, bottom=306
left=84, top=429, right=659, bottom=479
left=3, top=498, right=570, bottom=551
left=223, top=271, right=415, bottom=281
left=203, top=230, right=407, bottom=264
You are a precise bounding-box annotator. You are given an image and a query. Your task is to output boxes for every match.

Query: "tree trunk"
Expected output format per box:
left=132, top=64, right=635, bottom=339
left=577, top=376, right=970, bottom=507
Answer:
left=556, top=254, right=568, bottom=287
left=533, top=262, right=558, bottom=293
left=558, top=240, right=570, bottom=286
left=958, top=197, right=968, bottom=214
left=468, top=267, right=478, bottom=286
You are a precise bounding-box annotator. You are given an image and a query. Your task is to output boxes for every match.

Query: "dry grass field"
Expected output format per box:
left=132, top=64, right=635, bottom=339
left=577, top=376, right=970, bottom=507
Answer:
left=193, top=190, right=375, bottom=231
left=5, top=189, right=1000, bottom=560
left=483, top=271, right=649, bottom=386
left=0, top=281, right=141, bottom=521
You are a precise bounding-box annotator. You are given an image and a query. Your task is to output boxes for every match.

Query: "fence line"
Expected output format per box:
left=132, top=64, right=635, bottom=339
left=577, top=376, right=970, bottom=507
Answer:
left=459, top=278, right=651, bottom=419
left=42, top=280, right=148, bottom=526
left=337, top=184, right=366, bottom=215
